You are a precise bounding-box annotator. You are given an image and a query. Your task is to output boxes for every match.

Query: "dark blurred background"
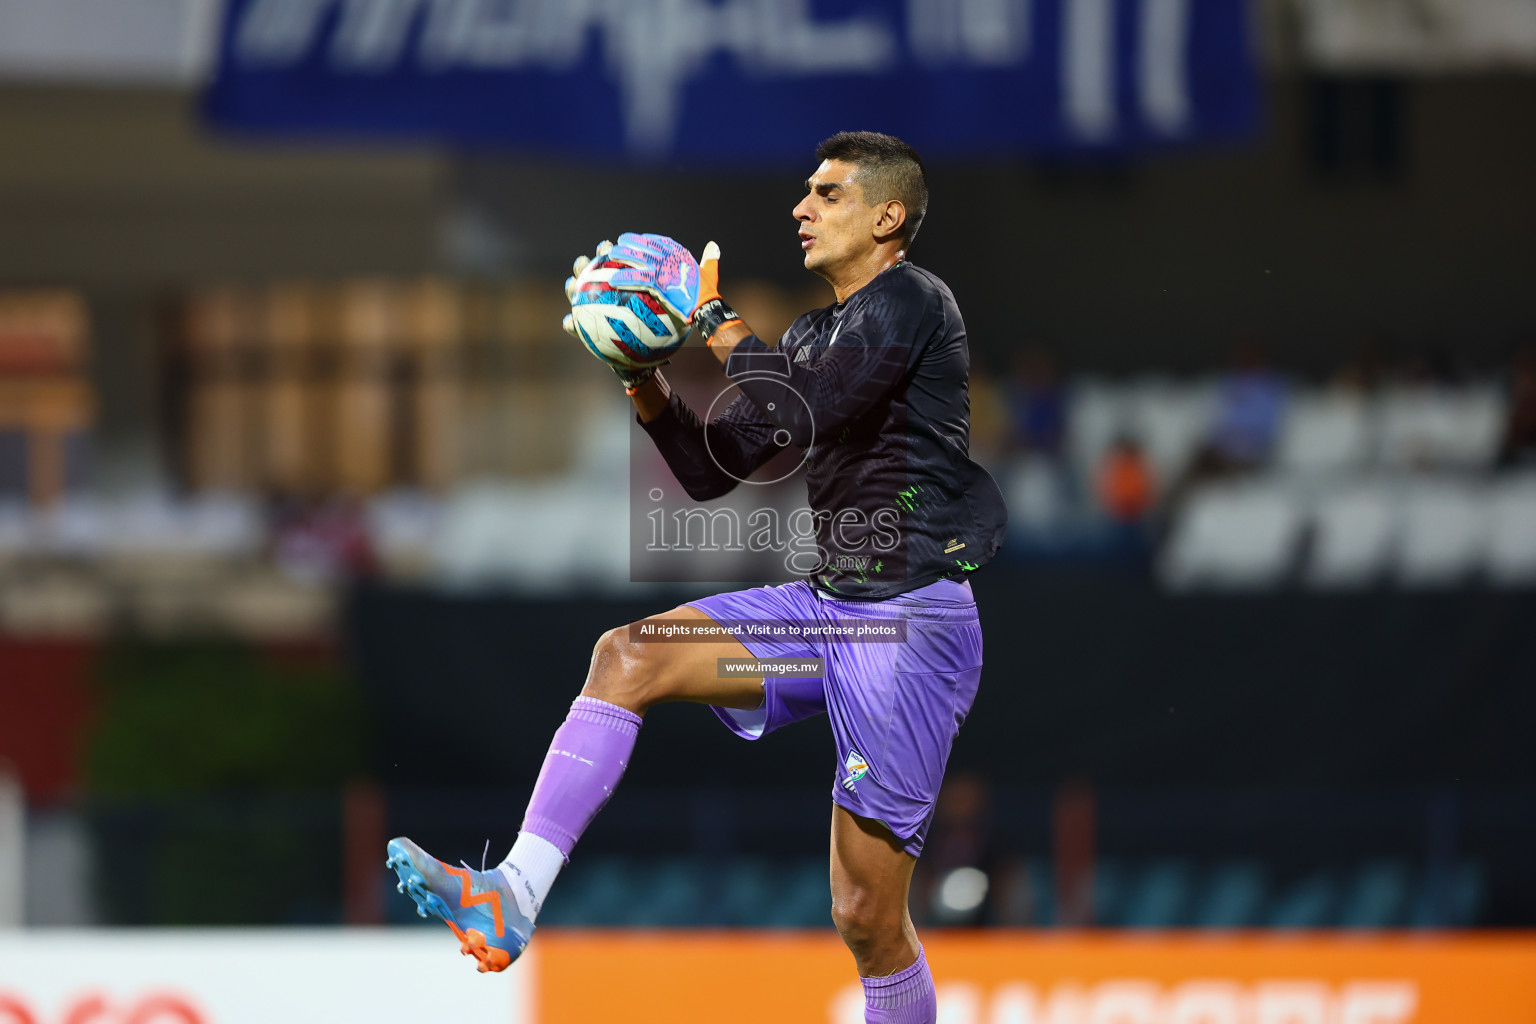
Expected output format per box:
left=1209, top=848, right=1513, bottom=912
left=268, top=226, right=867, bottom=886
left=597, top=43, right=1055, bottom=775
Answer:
left=1, top=0, right=1534, bottom=940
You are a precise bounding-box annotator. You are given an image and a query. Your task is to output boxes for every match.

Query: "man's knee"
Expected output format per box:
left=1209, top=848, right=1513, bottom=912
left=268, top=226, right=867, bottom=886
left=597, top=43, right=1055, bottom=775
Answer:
left=831, top=888, right=896, bottom=957
left=582, top=624, right=671, bottom=711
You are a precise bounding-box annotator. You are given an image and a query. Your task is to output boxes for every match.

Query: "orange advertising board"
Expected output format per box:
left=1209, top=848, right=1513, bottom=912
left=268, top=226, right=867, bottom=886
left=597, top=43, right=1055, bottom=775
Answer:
left=537, top=931, right=1536, bottom=1024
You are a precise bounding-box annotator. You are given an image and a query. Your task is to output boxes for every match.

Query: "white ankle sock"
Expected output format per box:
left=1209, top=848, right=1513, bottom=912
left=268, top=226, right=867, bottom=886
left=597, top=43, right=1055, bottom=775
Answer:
left=497, top=832, right=565, bottom=923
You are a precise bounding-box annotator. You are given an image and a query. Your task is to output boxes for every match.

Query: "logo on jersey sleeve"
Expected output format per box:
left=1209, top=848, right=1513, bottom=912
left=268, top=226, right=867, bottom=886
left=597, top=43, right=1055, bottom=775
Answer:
left=842, top=748, right=870, bottom=791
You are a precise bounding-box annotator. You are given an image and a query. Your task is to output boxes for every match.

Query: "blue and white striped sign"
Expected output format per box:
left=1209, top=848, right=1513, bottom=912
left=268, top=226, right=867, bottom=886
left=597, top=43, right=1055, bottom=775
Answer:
left=206, top=0, right=1257, bottom=161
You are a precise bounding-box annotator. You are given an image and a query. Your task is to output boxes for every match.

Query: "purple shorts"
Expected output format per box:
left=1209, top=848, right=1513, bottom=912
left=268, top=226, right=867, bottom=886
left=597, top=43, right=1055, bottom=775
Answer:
left=687, top=578, right=983, bottom=856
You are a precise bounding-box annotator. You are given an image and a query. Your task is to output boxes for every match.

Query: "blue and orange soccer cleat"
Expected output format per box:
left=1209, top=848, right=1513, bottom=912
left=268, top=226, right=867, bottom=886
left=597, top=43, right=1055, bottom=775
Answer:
left=386, top=836, right=533, bottom=973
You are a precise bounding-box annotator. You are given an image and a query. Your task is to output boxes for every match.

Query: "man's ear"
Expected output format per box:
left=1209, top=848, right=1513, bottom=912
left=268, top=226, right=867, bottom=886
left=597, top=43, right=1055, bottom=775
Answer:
left=872, top=199, right=907, bottom=243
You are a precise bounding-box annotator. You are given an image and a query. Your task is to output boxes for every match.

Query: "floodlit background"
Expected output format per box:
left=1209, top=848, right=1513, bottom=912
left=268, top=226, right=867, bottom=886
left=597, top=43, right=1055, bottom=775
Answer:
left=2, top=0, right=1536, bottom=1021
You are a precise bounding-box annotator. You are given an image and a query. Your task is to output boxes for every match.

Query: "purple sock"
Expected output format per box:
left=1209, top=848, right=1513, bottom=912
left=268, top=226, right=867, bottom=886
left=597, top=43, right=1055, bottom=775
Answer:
left=862, top=946, right=936, bottom=1024
left=520, top=696, right=642, bottom=857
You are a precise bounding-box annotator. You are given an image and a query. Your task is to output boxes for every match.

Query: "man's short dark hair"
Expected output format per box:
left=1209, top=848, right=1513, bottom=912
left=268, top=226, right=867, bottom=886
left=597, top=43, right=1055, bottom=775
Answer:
left=815, top=131, right=929, bottom=249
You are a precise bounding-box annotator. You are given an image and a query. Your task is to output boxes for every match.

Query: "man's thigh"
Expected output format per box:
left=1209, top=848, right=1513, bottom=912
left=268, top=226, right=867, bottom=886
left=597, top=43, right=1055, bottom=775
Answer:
left=831, top=803, right=916, bottom=901
left=623, top=605, right=768, bottom=711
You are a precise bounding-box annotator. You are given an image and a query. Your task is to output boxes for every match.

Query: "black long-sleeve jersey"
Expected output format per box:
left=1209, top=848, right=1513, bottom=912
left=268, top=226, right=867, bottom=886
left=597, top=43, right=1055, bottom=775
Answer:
left=639, top=261, right=1007, bottom=599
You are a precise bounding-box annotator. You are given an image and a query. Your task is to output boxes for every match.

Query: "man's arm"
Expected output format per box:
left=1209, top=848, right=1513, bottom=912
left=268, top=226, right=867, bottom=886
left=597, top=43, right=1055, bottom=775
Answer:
left=632, top=370, right=785, bottom=502
left=629, top=371, right=674, bottom=425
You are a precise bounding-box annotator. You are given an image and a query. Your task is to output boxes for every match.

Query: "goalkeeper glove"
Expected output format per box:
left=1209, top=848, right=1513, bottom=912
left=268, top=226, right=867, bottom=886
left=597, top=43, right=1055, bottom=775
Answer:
left=560, top=240, right=661, bottom=392
left=606, top=233, right=741, bottom=344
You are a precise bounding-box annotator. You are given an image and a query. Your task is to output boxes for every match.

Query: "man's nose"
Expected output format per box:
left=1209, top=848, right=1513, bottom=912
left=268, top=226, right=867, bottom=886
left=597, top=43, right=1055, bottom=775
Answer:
left=792, top=199, right=813, bottom=222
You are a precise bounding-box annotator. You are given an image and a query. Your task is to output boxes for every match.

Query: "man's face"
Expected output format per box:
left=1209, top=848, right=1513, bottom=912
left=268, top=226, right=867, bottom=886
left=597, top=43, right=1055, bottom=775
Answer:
left=792, top=158, right=876, bottom=276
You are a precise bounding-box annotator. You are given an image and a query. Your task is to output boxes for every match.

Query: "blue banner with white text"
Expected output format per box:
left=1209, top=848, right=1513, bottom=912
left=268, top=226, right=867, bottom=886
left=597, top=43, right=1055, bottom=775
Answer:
left=205, top=0, right=1257, bottom=162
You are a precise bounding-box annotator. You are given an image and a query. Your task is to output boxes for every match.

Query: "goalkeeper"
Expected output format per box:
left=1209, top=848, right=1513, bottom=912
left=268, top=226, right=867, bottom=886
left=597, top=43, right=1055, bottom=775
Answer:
left=388, top=131, right=1006, bottom=1024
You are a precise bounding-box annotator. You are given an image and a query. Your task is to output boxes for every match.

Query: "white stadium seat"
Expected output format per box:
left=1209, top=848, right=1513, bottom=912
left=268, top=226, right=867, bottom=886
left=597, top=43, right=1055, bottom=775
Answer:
left=0, top=500, right=32, bottom=555
left=1376, top=386, right=1507, bottom=470
left=1160, top=481, right=1304, bottom=589
left=1065, top=378, right=1131, bottom=491
left=1304, top=480, right=1397, bottom=589
left=1277, top=394, right=1372, bottom=473
left=1485, top=472, right=1536, bottom=586
left=433, top=481, right=627, bottom=592
left=1395, top=479, right=1487, bottom=587
left=1006, top=453, right=1069, bottom=533
left=1128, top=379, right=1218, bottom=485
left=1071, top=379, right=1531, bottom=593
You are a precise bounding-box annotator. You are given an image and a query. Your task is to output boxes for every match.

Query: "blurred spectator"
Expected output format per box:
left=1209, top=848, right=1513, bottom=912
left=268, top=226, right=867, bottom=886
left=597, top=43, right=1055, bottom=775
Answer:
left=1097, top=435, right=1155, bottom=523
left=272, top=492, right=378, bottom=584
left=1498, top=346, right=1536, bottom=468
left=1004, top=348, right=1066, bottom=456
left=911, top=773, right=1024, bottom=926
left=1205, top=342, right=1288, bottom=467
left=1166, top=343, right=1286, bottom=515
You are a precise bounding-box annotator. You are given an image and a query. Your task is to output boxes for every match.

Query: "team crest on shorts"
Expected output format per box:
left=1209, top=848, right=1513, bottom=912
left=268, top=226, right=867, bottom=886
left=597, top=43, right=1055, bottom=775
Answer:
left=842, top=748, right=870, bottom=791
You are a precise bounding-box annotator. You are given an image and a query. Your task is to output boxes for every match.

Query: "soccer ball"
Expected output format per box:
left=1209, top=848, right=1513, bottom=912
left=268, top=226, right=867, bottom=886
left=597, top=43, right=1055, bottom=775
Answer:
left=567, top=258, right=691, bottom=369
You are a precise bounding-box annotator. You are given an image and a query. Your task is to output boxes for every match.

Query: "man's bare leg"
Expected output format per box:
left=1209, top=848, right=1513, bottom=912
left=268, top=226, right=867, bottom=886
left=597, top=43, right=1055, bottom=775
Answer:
left=581, top=605, right=766, bottom=715
left=831, top=805, right=936, bottom=1023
